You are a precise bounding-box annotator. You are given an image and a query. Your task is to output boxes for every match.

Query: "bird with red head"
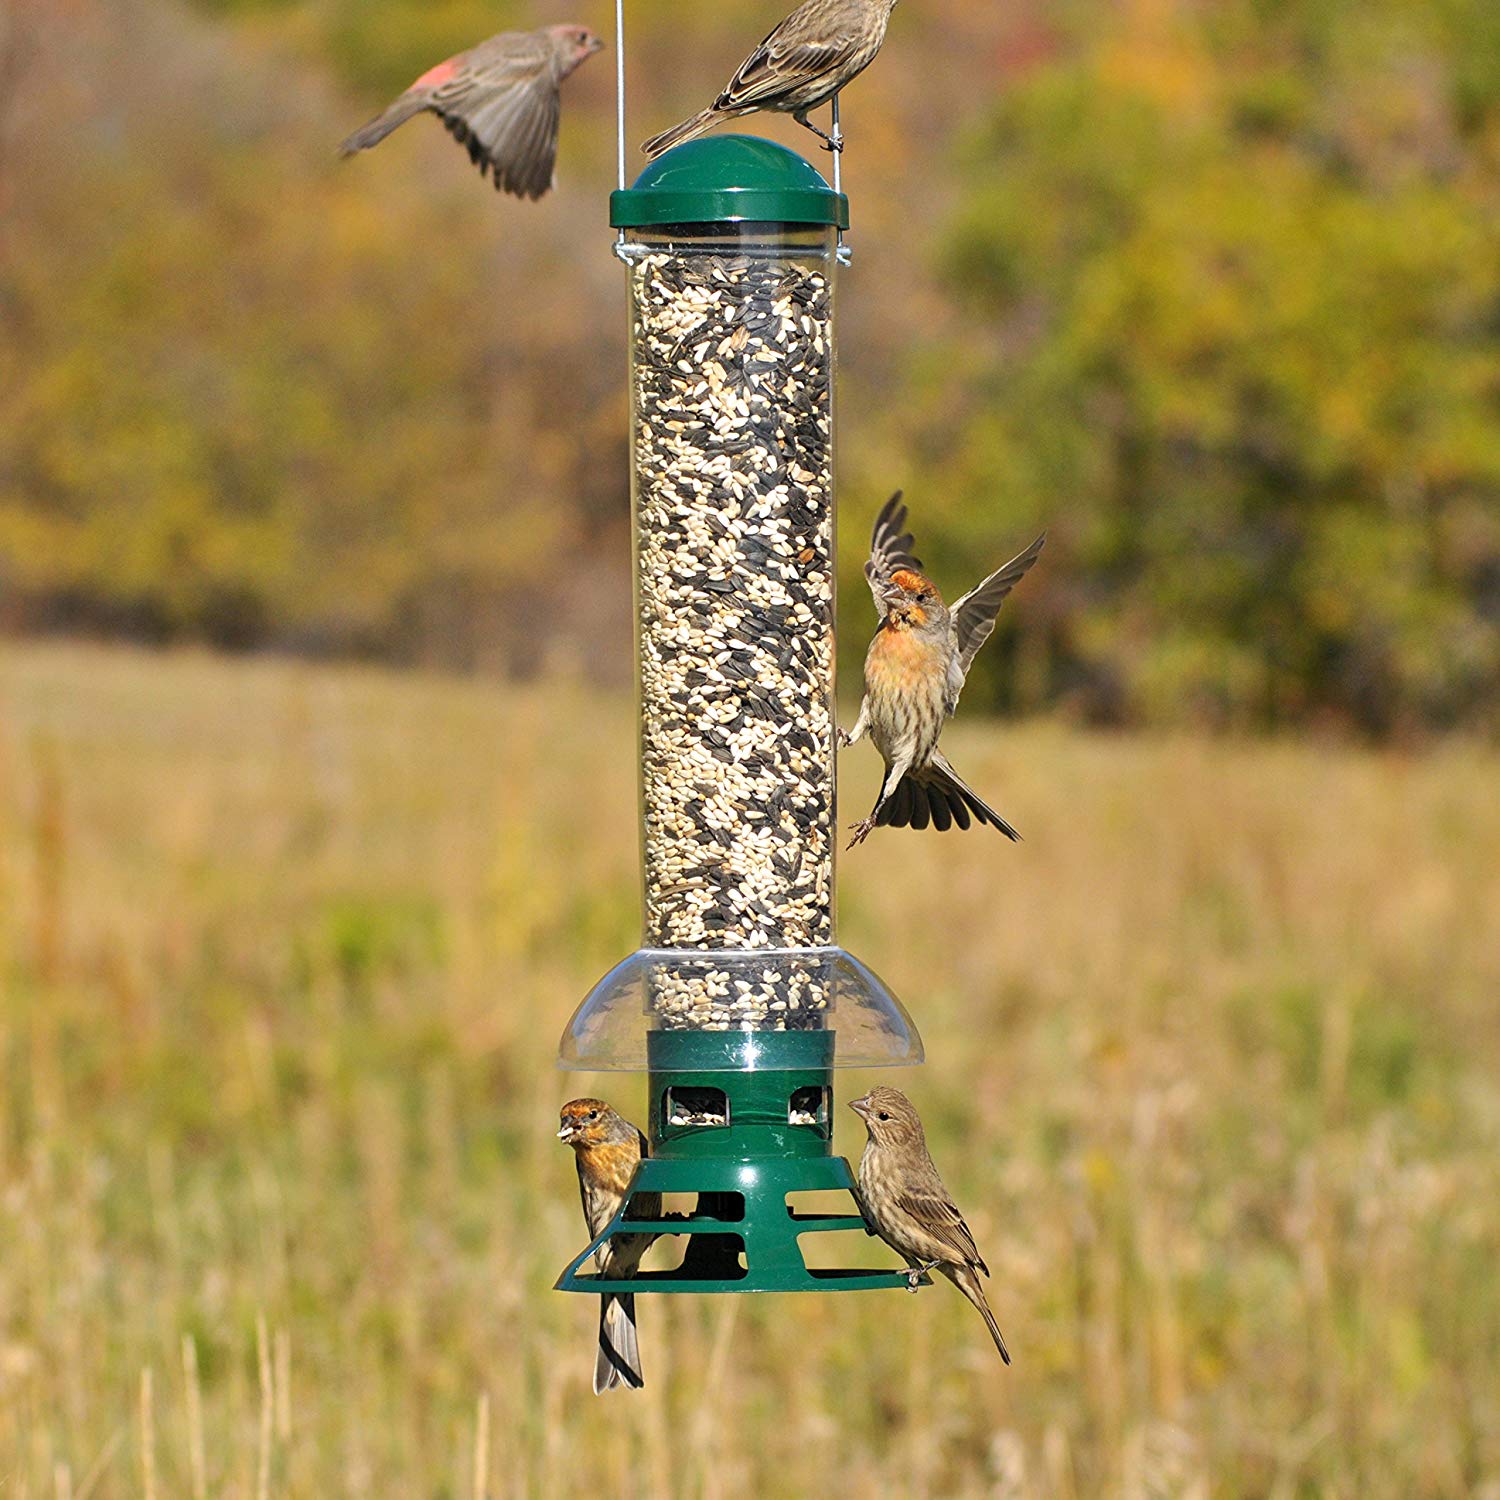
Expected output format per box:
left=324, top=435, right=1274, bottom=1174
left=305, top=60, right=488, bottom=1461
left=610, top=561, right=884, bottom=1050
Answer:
left=340, top=25, right=604, bottom=198
left=842, top=492, right=1044, bottom=848
left=557, top=1098, right=660, bottom=1393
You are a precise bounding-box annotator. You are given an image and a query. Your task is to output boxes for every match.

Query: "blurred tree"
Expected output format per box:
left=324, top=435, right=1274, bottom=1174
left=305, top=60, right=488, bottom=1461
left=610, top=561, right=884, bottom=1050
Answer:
left=915, top=0, right=1500, bottom=734
left=1, top=0, right=1497, bottom=734
left=0, top=0, right=626, bottom=668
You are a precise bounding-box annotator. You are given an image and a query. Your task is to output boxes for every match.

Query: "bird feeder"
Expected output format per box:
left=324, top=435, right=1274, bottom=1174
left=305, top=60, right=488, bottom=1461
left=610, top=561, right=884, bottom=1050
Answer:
left=555, top=137, right=926, bottom=1296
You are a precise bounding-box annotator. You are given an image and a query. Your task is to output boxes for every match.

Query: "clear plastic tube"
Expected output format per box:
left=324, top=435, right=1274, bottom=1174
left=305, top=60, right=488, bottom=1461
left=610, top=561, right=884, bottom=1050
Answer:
left=625, top=223, right=838, bottom=1030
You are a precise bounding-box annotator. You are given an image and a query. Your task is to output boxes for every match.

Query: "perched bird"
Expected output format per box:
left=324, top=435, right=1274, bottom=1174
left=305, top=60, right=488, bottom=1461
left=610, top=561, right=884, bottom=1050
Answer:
left=641, top=0, right=899, bottom=158
left=851, top=1087, right=1011, bottom=1365
left=339, top=25, right=604, bottom=198
left=557, top=1098, right=660, bottom=1393
left=842, top=492, right=1044, bottom=848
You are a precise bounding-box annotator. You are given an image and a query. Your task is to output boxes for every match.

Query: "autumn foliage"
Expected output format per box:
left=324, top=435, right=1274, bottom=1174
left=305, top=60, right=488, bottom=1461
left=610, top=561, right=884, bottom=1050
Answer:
left=2, top=0, right=1497, bottom=733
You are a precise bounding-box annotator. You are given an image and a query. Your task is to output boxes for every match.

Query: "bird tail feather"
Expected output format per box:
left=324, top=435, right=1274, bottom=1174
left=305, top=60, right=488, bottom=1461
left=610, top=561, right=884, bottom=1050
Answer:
left=876, top=753, right=1020, bottom=840
left=948, top=1267, right=1012, bottom=1365
left=641, top=107, right=730, bottom=159
left=594, top=1292, right=644, bottom=1393
left=339, top=93, right=430, bottom=157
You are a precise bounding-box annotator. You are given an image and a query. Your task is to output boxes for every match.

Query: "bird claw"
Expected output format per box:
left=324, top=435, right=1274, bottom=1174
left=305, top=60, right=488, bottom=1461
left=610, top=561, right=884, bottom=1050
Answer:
left=836, top=727, right=850, bottom=749
left=821, top=137, right=845, bottom=154
left=905, top=1260, right=937, bottom=1291
left=846, top=818, right=875, bottom=850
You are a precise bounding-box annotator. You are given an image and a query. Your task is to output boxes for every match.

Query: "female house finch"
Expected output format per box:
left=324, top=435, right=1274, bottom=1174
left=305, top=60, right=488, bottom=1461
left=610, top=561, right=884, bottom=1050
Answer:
left=641, top=0, right=899, bottom=158
left=339, top=26, right=604, bottom=199
left=557, top=1098, right=660, bottom=1393
left=842, top=492, right=1044, bottom=848
left=851, top=1087, right=1011, bottom=1365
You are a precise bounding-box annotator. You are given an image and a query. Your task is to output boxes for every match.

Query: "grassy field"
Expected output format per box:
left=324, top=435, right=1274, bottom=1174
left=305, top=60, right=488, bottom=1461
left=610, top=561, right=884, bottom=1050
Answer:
left=0, top=641, right=1497, bottom=1499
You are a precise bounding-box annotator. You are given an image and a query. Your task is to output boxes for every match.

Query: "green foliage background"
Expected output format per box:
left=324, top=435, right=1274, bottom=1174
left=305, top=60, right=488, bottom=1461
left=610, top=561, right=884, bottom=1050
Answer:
left=1, top=0, right=1497, bottom=732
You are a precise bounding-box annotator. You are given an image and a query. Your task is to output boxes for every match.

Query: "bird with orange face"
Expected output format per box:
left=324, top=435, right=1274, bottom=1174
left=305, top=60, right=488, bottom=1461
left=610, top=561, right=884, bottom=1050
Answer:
left=340, top=25, right=604, bottom=198
left=557, top=1098, right=660, bottom=1393
left=842, top=493, right=1044, bottom=848
left=851, top=1087, right=1011, bottom=1364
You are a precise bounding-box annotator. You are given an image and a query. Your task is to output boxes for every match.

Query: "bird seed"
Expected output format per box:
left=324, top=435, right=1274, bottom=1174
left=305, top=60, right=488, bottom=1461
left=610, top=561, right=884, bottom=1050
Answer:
left=629, top=248, right=836, bottom=1030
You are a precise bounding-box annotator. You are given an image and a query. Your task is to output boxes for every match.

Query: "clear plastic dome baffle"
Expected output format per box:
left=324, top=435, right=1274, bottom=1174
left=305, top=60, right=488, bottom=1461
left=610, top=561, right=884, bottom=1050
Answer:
left=559, top=946, right=923, bottom=1071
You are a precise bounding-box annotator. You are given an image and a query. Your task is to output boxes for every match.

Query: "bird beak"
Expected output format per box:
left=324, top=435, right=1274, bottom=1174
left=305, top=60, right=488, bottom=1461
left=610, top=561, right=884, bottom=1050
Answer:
left=849, top=1094, right=871, bottom=1119
left=880, top=585, right=907, bottom=606
left=588, top=35, right=605, bottom=53
left=556, top=1123, right=575, bottom=1142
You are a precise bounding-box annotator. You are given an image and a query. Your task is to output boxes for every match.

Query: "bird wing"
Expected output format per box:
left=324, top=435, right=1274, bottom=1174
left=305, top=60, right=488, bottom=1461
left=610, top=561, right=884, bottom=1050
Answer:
left=896, top=1181, right=989, bottom=1276
left=721, top=19, right=868, bottom=109
left=944, top=533, right=1045, bottom=712
left=428, top=46, right=562, bottom=198
left=864, top=491, right=922, bottom=618
left=575, top=1155, right=602, bottom=1236
left=600, top=1139, right=658, bottom=1276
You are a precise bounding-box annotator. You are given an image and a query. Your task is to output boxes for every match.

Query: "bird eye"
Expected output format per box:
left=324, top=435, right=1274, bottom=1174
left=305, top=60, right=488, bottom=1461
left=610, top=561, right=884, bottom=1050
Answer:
left=877, top=1111, right=890, bottom=1121
left=586, top=1109, right=598, bottom=1120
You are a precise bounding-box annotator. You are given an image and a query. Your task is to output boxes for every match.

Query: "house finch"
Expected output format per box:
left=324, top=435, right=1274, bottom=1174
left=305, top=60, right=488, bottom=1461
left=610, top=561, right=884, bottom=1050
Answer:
left=557, top=1098, right=660, bottom=1393
left=851, top=1087, right=1011, bottom=1365
left=339, top=25, right=604, bottom=198
left=842, top=491, right=1044, bottom=848
left=640, top=0, right=899, bottom=158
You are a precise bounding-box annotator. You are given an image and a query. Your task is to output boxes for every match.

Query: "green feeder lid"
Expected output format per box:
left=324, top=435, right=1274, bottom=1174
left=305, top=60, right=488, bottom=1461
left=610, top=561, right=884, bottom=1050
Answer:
left=610, top=135, right=849, bottom=230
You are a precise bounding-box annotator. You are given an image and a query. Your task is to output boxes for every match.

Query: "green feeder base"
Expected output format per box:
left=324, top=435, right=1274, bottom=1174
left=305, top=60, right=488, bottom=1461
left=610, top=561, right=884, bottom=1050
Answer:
left=555, top=1030, right=929, bottom=1295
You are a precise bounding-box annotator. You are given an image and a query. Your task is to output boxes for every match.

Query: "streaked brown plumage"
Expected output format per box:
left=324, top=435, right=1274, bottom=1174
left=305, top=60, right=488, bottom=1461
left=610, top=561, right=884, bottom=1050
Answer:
left=640, top=0, right=899, bottom=158
left=842, top=491, right=1045, bottom=848
left=557, top=1098, right=660, bottom=1393
left=340, top=25, right=603, bottom=198
left=851, top=1087, right=1011, bottom=1365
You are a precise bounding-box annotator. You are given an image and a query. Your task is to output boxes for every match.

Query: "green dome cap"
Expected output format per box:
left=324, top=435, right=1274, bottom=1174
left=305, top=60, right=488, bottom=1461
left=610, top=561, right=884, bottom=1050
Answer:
left=610, top=135, right=849, bottom=230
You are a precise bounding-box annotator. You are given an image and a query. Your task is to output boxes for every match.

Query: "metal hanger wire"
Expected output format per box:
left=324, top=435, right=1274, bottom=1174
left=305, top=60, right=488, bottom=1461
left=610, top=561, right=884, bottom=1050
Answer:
left=615, top=0, right=626, bottom=244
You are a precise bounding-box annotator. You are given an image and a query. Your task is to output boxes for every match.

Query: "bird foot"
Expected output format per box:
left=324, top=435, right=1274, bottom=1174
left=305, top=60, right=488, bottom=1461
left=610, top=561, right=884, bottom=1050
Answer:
left=821, top=136, right=845, bottom=154
left=836, top=727, right=850, bottom=749
left=846, top=818, right=875, bottom=849
left=905, top=1260, right=938, bottom=1291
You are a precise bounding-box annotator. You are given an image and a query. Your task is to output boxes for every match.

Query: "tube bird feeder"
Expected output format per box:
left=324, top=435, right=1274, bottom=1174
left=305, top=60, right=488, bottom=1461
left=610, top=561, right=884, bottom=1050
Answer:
left=556, top=137, right=925, bottom=1296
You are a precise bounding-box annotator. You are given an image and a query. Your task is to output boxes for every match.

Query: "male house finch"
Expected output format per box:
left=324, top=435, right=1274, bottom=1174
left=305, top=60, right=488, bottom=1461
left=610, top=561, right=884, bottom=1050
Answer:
left=842, top=492, right=1044, bottom=848
left=557, top=1098, right=660, bottom=1393
left=339, top=26, right=604, bottom=198
left=851, top=1087, right=1011, bottom=1365
left=640, top=0, right=899, bottom=158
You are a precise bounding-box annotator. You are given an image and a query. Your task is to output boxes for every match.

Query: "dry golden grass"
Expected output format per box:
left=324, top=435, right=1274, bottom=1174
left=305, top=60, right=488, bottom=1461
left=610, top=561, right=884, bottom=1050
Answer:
left=0, top=641, right=1497, bottom=1499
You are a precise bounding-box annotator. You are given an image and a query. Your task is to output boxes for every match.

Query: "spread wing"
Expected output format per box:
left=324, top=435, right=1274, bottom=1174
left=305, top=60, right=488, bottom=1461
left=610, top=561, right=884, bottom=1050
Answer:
left=430, top=47, right=561, bottom=198
left=897, top=1181, right=988, bottom=1276
left=864, top=491, right=922, bottom=618
left=945, top=533, right=1045, bottom=711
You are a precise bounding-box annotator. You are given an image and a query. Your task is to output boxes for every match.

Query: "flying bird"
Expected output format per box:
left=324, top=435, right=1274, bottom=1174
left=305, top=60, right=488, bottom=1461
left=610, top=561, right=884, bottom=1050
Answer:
left=340, top=25, right=604, bottom=198
left=557, top=1098, right=660, bottom=1393
left=641, top=0, right=899, bottom=158
left=851, top=1087, right=1011, bottom=1365
left=842, top=492, right=1044, bottom=848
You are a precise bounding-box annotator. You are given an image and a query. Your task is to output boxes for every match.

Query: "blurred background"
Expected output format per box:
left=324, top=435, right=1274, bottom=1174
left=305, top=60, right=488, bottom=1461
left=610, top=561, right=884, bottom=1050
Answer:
left=1, top=0, right=1498, bottom=1495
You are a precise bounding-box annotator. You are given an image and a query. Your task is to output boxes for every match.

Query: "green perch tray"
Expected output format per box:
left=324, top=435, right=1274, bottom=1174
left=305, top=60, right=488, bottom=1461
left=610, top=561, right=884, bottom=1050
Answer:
left=555, top=1030, right=931, bottom=1295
